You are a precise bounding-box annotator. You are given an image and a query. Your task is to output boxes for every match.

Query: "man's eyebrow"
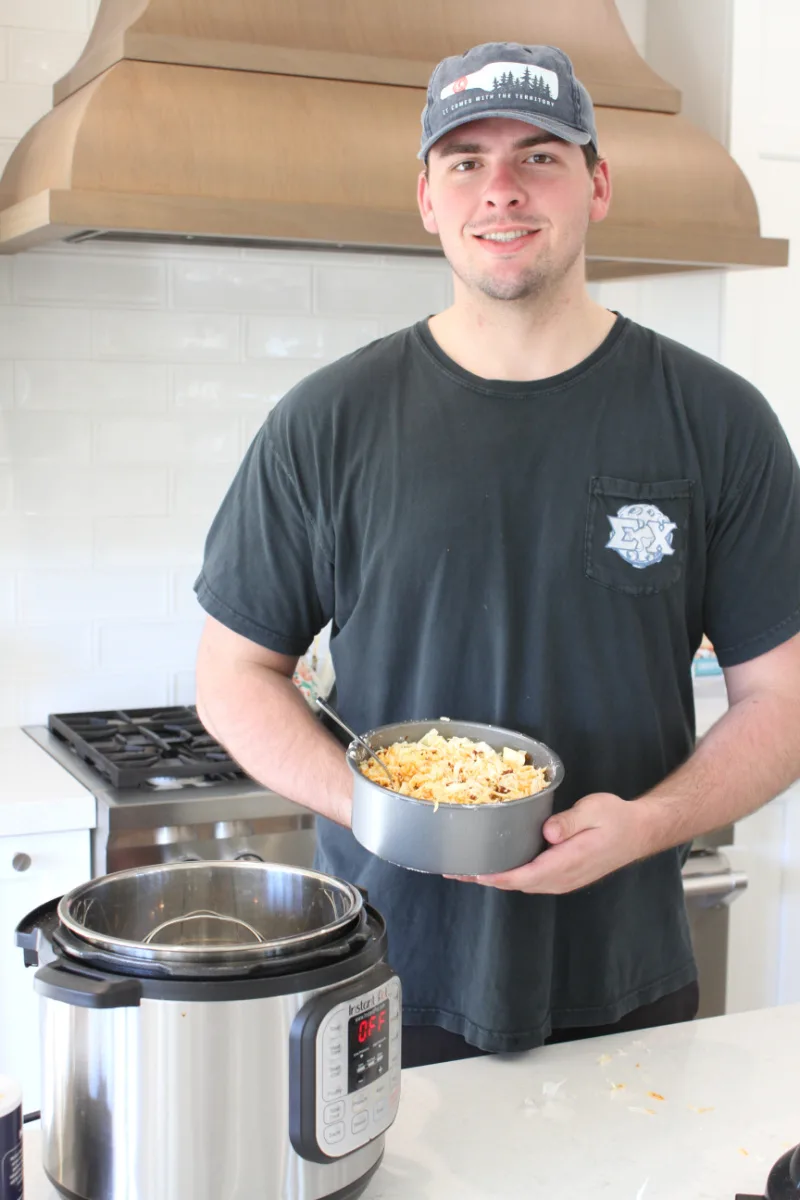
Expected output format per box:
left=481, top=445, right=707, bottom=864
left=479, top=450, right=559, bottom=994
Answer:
left=435, top=133, right=565, bottom=159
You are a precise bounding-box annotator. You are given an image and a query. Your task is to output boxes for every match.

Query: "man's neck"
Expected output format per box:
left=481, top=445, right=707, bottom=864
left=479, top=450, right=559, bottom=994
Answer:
left=427, top=282, right=618, bottom=383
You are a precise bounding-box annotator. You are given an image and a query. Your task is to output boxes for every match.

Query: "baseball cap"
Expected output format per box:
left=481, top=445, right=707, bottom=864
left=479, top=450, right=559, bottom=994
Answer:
left=419, top=42, right=598, bottom=161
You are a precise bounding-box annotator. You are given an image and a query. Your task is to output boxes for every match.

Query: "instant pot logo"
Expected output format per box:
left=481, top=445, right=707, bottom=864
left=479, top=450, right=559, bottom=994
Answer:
left=606, top=503, right=677, bottom=569
left=349, top=986, right=389, bottom=1016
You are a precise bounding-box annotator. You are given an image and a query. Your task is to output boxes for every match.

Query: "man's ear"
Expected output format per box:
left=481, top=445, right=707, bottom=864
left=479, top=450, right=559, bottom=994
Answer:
left=589, top=158, right=612, bottom=224
left=417, top=169, right=439, bottom=235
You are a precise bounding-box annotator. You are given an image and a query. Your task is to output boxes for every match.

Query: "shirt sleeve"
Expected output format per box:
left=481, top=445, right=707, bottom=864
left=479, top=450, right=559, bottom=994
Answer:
left=194, top=423, right=334, bottom=656
left=703, top=413, right=800, bottom=667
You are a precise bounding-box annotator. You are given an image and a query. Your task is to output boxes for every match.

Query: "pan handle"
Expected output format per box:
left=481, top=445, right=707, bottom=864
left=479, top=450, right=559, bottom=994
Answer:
left=35, top=961, right=142, bottom=1009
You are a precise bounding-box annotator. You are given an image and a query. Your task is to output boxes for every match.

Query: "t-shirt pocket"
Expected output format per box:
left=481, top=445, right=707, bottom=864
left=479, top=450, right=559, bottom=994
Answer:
left=584, top=476, right=694, bottom=597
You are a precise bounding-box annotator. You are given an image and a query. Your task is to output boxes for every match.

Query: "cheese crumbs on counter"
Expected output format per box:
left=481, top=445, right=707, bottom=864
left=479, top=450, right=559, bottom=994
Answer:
left=359, top=729, right=549, bottom=806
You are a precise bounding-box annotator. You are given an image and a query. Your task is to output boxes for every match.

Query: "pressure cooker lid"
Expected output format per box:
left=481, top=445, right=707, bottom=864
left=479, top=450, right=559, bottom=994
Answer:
left=57, top=862, right=363, bottom=967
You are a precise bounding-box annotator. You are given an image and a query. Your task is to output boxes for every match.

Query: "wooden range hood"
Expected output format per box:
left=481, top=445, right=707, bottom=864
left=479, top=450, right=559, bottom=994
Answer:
left=0, top=0, right=788, bottom=278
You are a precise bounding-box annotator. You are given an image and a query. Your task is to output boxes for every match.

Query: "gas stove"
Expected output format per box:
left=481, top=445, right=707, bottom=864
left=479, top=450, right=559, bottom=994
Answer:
left=24, top=706, right=316, bottom=876
left=47, top=706, right=244, bottom=789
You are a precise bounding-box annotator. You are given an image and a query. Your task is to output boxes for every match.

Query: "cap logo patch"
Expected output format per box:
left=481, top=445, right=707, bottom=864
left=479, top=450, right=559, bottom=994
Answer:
left=440, top=61, right=560, bottom=102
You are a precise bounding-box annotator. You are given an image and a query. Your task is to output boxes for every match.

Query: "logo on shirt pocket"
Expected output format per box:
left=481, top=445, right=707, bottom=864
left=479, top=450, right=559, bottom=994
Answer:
left=585, top=477, right=693, bottom=596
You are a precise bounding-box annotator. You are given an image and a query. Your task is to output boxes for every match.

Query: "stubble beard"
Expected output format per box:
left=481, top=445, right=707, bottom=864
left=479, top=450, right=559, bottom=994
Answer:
left=451, top=222, right=588, bottom=304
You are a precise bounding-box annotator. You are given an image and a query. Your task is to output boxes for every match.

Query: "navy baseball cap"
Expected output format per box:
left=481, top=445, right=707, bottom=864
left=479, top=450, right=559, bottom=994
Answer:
left=420, top=42, right=598, bottom=161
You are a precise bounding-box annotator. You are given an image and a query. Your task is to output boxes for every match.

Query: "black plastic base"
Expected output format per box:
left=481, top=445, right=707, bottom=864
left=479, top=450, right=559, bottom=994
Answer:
left=45, top=1152, right=383, bottom=1200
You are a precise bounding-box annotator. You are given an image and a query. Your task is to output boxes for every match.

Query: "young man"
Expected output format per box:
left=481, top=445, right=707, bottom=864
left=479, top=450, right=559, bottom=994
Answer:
left=194, top=43, right=800, bottom=1067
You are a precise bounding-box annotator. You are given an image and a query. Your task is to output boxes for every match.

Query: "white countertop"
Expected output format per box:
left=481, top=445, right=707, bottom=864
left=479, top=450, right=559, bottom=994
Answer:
left=22, top=1004, right=799, bottom=1200
left=0, top=728, right=95, bottom=837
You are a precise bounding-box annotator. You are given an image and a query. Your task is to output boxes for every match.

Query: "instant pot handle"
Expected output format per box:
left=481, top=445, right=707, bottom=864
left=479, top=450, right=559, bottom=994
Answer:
left=15, top=895, right=63, bottom=967
left=34, top=962, right=142, bottom=1009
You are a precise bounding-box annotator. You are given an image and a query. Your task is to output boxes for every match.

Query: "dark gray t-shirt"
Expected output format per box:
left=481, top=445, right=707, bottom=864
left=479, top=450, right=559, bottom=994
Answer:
left=195, top=315, right=800, bottom=1051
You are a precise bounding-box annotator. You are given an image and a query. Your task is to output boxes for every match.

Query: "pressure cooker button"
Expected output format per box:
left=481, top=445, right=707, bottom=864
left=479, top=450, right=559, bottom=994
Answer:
left=351, top=1112, right=370, bottom=1136
left=328, top=1040, right=343, bottom=1059
left=323, top=1101, right=345, bottom=1124
left=352, top=1096, right=369, bottom=1115
left=323, top=1122, right=346, bottom=1146
left=373, top=1099, right=388, bottom=1123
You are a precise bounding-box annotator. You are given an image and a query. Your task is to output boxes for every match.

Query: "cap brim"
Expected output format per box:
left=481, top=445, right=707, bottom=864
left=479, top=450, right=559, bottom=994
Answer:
left=419, top=109, right=594, bottom=161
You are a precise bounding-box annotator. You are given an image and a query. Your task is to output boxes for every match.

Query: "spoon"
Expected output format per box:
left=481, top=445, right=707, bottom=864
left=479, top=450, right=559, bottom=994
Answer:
left=315, top=697, right=395, bottom=786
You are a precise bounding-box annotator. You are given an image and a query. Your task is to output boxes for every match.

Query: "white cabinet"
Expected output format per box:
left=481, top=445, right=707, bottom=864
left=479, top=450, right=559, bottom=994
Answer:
left=0, top=828, right=91, bottom=1115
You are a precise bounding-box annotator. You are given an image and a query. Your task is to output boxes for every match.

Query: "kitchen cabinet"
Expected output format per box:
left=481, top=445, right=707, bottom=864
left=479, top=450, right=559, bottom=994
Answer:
left=0, top=829, right=91, bottom=1115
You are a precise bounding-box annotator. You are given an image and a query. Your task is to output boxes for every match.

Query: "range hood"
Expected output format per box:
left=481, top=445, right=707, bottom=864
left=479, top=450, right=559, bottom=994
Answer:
left=0, top=0, right=788, bottom=279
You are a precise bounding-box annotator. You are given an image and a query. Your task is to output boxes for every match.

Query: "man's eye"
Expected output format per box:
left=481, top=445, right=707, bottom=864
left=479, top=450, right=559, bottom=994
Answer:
left=453, top=160, right=479, bottom=172
left=528, top=153, right=554, bottom=164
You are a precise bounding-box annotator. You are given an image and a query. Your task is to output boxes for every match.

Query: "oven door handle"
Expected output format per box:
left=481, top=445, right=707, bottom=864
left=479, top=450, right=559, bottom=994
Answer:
left=682, top=870, right=748, bottom=907
left=34, top=961, right=142, bottom=1009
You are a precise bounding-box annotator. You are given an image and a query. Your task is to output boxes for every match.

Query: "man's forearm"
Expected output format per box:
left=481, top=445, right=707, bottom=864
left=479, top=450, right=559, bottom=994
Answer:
left=635, top=688, right=800, bottom=855
left=197, top=661, right=353, bottom=827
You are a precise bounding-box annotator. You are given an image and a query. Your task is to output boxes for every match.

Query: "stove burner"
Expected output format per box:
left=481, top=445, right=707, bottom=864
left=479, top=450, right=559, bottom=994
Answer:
left=48, top=707, right=246, bottom=789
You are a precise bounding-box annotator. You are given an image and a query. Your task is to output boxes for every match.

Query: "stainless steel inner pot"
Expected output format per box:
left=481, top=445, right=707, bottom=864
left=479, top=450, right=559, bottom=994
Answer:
left=57, top=861, right=363, bottom=965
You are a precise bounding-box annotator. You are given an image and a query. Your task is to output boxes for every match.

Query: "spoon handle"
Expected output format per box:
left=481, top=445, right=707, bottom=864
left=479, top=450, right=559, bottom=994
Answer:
left=315, top=698, right=394, bottom=785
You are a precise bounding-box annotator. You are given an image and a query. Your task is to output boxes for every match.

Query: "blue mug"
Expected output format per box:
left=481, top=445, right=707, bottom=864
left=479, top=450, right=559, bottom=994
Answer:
left=0, top=1078, right=22, bottom=1200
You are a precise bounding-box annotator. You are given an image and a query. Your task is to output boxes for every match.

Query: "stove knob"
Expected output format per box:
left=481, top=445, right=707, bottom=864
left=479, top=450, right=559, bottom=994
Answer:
left=12, top=853, right=31, bottom=873
left=234, top=853, right=265, bottom=863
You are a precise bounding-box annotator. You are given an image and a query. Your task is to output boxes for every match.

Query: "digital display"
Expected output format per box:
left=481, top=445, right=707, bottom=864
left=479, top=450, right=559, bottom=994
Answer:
left=348, top=1001, right=390, bottom=1093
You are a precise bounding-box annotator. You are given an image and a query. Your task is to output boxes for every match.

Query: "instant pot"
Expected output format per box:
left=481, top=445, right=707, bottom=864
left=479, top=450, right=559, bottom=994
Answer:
left=16, top=862, right=401, bottom=1200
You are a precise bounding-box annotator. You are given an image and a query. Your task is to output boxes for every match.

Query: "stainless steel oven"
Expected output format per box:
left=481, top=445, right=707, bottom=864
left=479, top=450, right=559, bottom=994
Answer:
left=24, top=710, right=317, bottom=877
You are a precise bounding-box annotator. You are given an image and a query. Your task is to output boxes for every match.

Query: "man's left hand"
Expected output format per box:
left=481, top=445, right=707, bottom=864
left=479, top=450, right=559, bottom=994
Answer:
left=451, top=793, right=653, bottom=894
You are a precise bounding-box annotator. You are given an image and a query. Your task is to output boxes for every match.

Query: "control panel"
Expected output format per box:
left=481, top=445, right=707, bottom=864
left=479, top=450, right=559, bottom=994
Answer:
left=289, top=963, right=401, bottom=1164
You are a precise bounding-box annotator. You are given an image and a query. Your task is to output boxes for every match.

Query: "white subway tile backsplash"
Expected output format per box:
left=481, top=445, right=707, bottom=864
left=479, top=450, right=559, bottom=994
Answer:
left=94, top=311, right=240, bottom=361
left=0, top=308, right=92, bottom=359
left=0, top=464, right=10, bottom=510
left=0, top=258, right=13, bottom=303
left=16, top=361, right=168, bottom=411
left=246, top=316, right=380, bottom=361
left=0, top=680, right=18, bottom=723
left=171, top=260, right=311, bottom=313
left=15, top=253, right=166, bottom=307
left=18, top=671, right=171, bottom=724
left=94, top=516, right=208, bottom=568
left=0, top=572, right=15, bottom=621
left=0, top=29, right=8, bottom=81
left=0, top=361, right=12, bottom=407
left=8, top=29, right=86, bottom=84
left=172, top=464, right=237, bottom=518
left=173, top=669, right=197, bottom=706
left=172, top=362, right=304, bottom=411
left=98, top=619, right=204, bottom=670
left=0, top=81, right=51, bottom=137
left=94, top=416, right=240, bottom=464
left=0, top=412, right=92, bottom=462
left=314, top=264, right=450, bottom=316
left=14, top=464, right=169, bottom=515
left=0, top=515, right=93, bottom=567
left=18, top=569, right=170, bottom=622
left=172, top=568, right=203, bottom=620
left=5, top=622, right=93, bottom=672
left=0, top=0, right=88, bottom=28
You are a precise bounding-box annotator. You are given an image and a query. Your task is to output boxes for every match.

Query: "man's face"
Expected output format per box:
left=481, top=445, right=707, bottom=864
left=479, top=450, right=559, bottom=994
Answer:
left=417, top=118, right=611, bottom=303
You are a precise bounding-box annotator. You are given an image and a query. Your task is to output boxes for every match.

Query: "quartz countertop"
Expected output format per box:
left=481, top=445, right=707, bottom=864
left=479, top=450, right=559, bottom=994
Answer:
left=0, top=728, right=95, bottom=837
left=23, top=1004, right=800, bottom=1200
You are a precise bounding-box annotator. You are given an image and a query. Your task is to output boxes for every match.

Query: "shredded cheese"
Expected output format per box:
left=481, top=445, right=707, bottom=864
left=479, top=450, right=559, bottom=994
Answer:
left=359, top=729, right=549, bottom=806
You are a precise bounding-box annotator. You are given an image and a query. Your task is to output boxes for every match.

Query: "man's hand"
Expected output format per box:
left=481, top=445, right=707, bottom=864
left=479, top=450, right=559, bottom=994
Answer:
left=450, top=793, right=652, bottom=894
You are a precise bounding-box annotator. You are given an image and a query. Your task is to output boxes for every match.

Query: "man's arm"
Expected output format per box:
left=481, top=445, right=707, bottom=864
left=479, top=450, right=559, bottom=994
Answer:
left=461, top=631, right=800, bottom=894
left=195, top=615, right=353, bottom=827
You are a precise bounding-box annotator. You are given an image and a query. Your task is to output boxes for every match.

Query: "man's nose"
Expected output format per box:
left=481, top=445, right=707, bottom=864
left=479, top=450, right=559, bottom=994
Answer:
left=481, top=162, right=527, bottom=208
